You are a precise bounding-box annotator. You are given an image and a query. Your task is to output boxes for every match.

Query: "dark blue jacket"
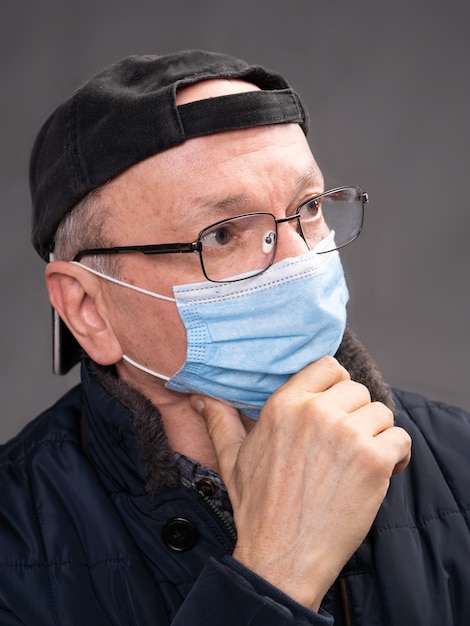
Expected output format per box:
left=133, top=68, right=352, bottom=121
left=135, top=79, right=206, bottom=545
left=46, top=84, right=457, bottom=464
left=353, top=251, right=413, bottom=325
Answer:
left=0, top=361, right=469, bottom=625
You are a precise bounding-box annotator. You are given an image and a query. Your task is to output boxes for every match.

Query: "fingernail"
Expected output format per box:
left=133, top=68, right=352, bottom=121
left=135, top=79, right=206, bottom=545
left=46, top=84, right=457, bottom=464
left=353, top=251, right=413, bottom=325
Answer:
left=191, top=398, right=205, bottom=414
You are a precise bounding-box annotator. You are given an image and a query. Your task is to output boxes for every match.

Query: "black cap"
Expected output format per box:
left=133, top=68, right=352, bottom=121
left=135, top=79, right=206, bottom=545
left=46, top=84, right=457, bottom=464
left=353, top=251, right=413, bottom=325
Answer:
left=29, top=50, right=310, bottom=372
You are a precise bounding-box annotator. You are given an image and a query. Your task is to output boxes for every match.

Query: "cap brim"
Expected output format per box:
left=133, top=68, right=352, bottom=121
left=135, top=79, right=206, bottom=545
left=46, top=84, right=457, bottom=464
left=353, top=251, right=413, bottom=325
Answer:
left=52, top=308, right=81, bottom=375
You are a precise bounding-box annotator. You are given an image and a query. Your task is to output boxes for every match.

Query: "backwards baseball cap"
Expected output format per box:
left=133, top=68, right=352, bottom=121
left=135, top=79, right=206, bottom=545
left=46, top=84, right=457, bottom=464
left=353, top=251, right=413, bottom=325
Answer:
left=29, top=50, right=310, bottom=373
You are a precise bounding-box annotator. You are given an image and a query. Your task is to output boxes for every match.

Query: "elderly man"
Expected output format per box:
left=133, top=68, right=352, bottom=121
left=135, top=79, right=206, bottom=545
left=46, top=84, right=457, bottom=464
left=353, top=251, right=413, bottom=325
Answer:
left=0, top=50, right=468, bottom=625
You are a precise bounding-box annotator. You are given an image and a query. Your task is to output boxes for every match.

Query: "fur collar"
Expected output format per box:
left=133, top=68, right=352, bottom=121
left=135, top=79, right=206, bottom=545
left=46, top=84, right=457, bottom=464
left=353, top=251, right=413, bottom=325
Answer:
left=335, top=327, right=394, bottom=410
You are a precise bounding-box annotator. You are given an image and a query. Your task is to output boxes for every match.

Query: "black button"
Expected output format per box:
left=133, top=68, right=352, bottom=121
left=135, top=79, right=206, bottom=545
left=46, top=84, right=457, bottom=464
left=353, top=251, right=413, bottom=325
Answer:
left=162, top=518, right=198, bottom=552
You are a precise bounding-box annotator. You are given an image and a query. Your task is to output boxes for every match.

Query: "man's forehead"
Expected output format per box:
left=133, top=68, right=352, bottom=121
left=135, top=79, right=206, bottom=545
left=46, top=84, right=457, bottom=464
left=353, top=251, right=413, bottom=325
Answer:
left=187, top=166, right=324, bottom=215
left=100, top=135, right=323, bottom=229
left=105, top=121, right=320, bottom=194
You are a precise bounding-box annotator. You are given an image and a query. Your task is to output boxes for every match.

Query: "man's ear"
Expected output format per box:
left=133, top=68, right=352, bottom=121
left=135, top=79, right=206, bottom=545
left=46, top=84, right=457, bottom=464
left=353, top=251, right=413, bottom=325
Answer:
left=45, top=261, right=123, bottom=366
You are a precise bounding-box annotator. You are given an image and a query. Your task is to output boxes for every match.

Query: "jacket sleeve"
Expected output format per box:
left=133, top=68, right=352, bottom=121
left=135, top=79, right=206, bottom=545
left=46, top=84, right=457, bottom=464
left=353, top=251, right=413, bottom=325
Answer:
left=172, top=556, right=333, bottom=625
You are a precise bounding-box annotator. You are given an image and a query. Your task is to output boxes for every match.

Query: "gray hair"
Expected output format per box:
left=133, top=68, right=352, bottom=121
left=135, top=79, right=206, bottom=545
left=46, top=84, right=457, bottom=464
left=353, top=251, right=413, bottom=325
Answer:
left=52, top=186, right=121, bottom=277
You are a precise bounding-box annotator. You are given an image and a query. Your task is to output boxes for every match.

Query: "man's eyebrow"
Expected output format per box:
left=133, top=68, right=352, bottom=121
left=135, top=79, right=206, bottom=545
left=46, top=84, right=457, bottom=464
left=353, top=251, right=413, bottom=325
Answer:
left=293, top=168, right=324, bottom=193
left=189, top=193, right=251, bottom=214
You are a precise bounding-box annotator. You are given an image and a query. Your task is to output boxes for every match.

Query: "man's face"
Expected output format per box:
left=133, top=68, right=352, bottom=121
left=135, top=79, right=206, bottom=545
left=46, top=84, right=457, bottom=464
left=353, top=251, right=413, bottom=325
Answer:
left=97, top=81, right=324, bottom=397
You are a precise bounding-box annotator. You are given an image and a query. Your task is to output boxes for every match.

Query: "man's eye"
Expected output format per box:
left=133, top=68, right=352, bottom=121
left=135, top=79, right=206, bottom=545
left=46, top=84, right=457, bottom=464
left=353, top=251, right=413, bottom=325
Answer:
left=302, top=198, right=320, bottom=218
left=202, top=226, right=234, bottom=247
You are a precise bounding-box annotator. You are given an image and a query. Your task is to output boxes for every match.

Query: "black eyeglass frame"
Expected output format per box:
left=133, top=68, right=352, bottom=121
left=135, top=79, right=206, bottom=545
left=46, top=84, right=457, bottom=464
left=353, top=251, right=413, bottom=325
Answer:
left=72, top=185, right=368, bottom=282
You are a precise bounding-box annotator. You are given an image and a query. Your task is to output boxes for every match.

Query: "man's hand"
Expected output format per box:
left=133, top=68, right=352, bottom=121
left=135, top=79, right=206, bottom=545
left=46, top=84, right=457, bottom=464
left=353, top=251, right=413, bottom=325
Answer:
left=190, top=356, right=411, bottom=611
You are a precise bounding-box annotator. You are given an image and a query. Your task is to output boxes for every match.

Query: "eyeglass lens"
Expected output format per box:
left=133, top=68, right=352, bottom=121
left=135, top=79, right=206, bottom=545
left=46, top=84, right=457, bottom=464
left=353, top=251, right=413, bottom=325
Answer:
left=199, top=187, right=364, bottom=282
left=299, top=187, right=364, bottom=254
left=199, top=213, right=278, bottom=282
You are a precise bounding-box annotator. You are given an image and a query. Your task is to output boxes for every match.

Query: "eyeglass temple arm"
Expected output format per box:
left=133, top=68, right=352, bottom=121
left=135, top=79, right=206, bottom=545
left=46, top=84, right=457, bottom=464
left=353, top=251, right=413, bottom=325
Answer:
left=73, top=241, right=201, bottom=262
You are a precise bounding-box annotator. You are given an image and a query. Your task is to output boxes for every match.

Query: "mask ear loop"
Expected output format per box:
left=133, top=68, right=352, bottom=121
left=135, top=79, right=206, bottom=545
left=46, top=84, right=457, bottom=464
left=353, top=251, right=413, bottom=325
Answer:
left=69, top=261, right=176, bottom=302
left=69, top=261, right=175, bottom=382
left=121, top=354, right=170, bottom=381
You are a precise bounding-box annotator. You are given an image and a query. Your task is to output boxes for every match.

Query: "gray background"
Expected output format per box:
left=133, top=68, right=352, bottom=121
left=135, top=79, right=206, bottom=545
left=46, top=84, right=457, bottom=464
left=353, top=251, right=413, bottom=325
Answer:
left=1, top=0, right=469, bottom=442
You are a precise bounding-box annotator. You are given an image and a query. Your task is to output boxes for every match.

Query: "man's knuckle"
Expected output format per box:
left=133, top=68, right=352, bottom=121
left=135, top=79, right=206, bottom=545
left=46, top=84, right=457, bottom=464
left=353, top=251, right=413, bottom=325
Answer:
left=323, top=355, right=349, bottom=379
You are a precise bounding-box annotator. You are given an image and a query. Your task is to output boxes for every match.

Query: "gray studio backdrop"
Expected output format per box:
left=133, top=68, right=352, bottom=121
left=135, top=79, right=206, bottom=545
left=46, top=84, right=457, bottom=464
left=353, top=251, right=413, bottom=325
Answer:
left=1, top=1, right=469, bottom=442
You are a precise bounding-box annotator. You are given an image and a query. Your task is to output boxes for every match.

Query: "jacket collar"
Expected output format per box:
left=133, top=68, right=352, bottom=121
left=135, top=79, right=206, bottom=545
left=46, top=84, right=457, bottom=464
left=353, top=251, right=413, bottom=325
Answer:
left=81, top=359, right=179, bottom=496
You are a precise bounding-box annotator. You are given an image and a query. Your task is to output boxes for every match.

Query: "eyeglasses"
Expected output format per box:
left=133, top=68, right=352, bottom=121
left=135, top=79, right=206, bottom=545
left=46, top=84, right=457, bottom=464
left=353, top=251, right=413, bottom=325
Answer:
left=73, top=185, right=368, bottom=283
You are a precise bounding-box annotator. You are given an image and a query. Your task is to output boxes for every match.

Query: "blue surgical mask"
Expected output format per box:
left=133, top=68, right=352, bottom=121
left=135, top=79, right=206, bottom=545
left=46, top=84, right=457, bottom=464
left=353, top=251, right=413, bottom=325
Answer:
left=73, top=245, right=348, bottom=419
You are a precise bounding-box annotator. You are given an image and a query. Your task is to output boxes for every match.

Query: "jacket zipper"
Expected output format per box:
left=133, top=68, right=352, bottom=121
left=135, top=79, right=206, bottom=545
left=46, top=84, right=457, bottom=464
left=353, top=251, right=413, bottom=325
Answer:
left=197, top=488, right=238, bottom=543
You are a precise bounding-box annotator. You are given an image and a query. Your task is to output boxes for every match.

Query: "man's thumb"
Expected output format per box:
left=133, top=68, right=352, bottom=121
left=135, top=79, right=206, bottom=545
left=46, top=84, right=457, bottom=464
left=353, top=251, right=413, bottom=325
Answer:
left=190, top=395, right=246, bottom=476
